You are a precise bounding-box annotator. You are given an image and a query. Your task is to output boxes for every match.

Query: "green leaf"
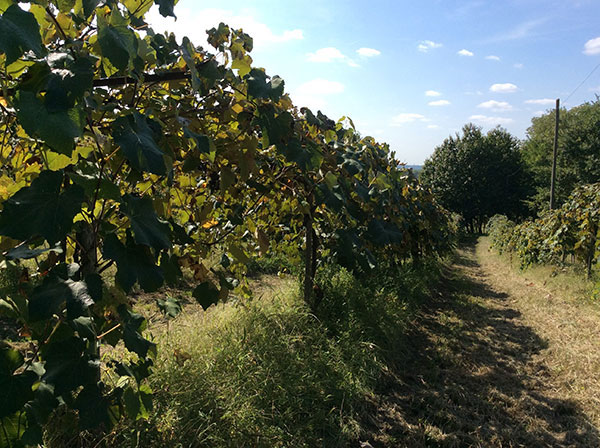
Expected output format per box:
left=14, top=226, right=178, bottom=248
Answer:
left=180, top=36, right=200, bottom=91
left=69, top=316, right=96, bottom=340
left=69, top=167, right=122, bottom=201
left=113, top=112, right=167, bottom=175
left=229, top=245, right=250, bottom=264
left=280, top=138, right=323, bottom=171
left=84, top=273, right=103, bottom=302
left=0, top=170, right=84, bottom=244
left=154, top=0, right=175, bottom=18
left=192, top=281, right=219, bottom=310
left=121, top=194, right=171, bottom=251
left=184, top=127, right=212, bottom=154
left=220, top=253, right=231, bottom=268
left=368, top=220, right=404, bottom=246
left=74, top=384, right=111, bottom=429
left=29, top=274, right=93, bottom=321
left=20, top=421, right=43, bottom=446
left=41, top=336, right=99, bottom=395
left=123, top=383, right=152, bottom=421
left=0, top=370, right=36, bottom=419
left=160, top=253, right=181, bottom=286
left=118, top=305, right=155, bottom=358
left=14, top=90, right=83, bottom=155
left=82, top=0, right=100, bottom=18
left=0, top=346, right=23, bottom=375
left=246, top=68, right=284, bottom=101
left=0, top=412, right=26, bottom=447
left=45, top=55, right=95, bottom=108
left=0, top=4, right=45, bottom=65
left=206, top=22, right=230, bottom=49
left=97, top=8, right=135, bottom=71
left=102, top=233, right=164, bottom=293
left=169, top=219, right=193, bottom=245
left=113, top=358, right=153, bottom=384
left=123, top=385, right=140, bottom=419
left=56, top=0, right=76, bottom=12
left=24, top=382, right=58, bottom=426
left=4, top=243, right=61, bottom=260
left=156, top=295, right=181, bottom=318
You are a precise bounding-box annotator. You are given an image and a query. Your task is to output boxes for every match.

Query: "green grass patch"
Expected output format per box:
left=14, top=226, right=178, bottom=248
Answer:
left=101, top=259, right=442, bottom=447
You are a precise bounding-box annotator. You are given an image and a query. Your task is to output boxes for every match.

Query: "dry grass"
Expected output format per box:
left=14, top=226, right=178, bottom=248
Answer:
left=477, top=236, right=600, bottom=430
left=361, top=236, right=600, bottom=447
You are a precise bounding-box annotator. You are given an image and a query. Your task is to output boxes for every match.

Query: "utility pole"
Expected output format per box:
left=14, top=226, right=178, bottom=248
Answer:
left=550, top=98, right=560, bottom=210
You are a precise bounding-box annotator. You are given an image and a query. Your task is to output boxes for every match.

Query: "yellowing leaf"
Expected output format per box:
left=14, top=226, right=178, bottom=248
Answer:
left=46, top=151, right=74, bottom=171
left=201, top=219, right=218, bottom=229
left=0, top=175, right=13, bottom=200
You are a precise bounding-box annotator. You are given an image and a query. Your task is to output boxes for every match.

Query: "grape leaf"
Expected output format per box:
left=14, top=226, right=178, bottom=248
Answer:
left=154, top=0, right=176, bottom=18
left=97, top=8, right=135, bottom=71
left=29, top=274, right=93, bottom=321
left=121, top=194, right=171, bottom=251
left=113, top=112, right=167, bottom=175
left=102, top=233, right=164, bottom=293
left=14, top=90, right=83, bottom=155
left=0, top=5, right=45, bottom=65
left=192, top=281, right=219, bottom=310
left=246, top=68, right=284, bottom=101
left=0, top=170, right=84, bottom=244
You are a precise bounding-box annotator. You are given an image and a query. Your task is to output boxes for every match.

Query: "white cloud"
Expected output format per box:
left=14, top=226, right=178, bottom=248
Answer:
left=583, top=37, right=600, bottom=55
left=428, top=100, right=451, bottom=106
left=485, top=55, right=501, bottom=61
left=486, top=18, right=547, bottom=43
left=425, top=90, right=442, bottom=97
left=427, top=124, right=441, bottom=129
left=392, top=113, right=427, bottom=125
left=306, top=47, right=359, bottom=67
left=514, top=63, right=524, bottom=69
left=147, top=7, right=303, bottom=50
left=478, top=100, right=513, bottom=111
left=357, top=47, right=381, bottom=57
left=524, top=98, right=556, bottom=106
left=490, top=83, right=518, bottom=93
left=417, top=40, right=443, bottom=52
left=307, top=47, right=346, bottom=62
left=469, top=114, right=514, bottom=126
left=590, top=85, right=600, bottom=92
left=291, top=79, right=344, bottom=110
left=457, top=49, right=474, bottom=57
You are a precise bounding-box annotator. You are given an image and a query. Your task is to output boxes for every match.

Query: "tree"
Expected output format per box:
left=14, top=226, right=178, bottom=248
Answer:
left=421, top=124, right=530, bottom=232
left=522, top=98, right=600, bottom=212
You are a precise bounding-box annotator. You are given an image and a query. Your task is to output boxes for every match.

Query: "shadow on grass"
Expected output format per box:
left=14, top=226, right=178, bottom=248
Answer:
left=362, top=241, right=600, bottom=447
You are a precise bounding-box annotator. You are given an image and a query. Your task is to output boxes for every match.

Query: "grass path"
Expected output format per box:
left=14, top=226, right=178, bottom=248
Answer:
left=363, top=237, right=600, bottom=447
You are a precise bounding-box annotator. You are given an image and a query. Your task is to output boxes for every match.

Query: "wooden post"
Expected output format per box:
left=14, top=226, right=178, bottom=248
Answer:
left=550, top=98, right=560, bottom=210
left=303, top=211, right=314, bottom=306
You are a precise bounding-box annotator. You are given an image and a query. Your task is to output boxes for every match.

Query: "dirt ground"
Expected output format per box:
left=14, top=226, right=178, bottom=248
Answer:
left=362, top=237, right=600, bottom=447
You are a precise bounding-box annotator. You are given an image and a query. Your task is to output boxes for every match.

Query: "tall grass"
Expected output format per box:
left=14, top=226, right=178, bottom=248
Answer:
left=103, top=259, right=443, bottom=447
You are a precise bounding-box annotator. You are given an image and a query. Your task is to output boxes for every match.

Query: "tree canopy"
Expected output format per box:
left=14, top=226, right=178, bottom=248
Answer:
left=420, top=124, right=530, bottom=231
left=522, top=98, right=600, bottom=212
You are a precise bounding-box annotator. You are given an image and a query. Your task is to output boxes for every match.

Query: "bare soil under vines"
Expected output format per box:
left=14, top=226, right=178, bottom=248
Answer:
left=362, top=236, right=600, bottom=447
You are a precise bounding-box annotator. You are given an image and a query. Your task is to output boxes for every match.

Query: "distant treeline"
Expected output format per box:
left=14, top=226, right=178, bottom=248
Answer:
left=420, top=98, right=600, bottom=232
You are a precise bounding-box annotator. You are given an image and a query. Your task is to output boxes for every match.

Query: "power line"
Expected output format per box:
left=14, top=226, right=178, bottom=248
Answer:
left=564, top=60, right=600, bottom=103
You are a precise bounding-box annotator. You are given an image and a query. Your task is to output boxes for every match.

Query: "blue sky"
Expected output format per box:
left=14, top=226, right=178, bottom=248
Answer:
left=150, top=0, right=600, bottom=164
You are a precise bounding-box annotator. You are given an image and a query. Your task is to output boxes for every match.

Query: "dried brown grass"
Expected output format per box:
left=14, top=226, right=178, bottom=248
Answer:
left=361, top=236, right=600, bottom=447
